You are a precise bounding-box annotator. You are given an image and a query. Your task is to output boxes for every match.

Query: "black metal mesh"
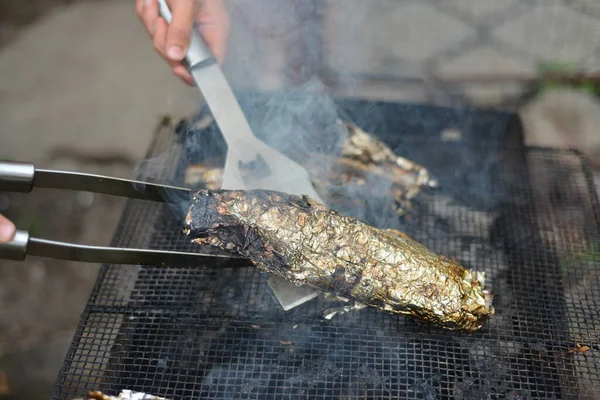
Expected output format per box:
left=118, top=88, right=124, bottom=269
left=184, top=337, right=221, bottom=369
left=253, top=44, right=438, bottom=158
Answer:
left=52, top=96, right=600, bottom=400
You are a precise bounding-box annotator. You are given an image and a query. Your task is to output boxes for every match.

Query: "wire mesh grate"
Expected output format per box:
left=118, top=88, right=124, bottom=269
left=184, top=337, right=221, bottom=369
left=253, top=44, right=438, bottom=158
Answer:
left=52, top=97, right=600, bottom=400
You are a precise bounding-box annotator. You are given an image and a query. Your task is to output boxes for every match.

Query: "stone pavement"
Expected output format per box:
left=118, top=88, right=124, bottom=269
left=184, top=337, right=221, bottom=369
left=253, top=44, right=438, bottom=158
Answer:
left=320, top=0, right=600, bottom=104
left=0, top=0, right=200, bottom=167
left=0, top=0, right=599, bottom=399
left=221, top=0, right=600, bottom=105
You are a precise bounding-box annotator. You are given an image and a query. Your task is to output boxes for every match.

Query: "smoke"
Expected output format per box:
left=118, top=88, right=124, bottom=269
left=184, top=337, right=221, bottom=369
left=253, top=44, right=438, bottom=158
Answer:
left=242, top=78, right=349, bottom=159
left=131, top=140, right=193, bottom=224
left=198, top=322, right=446, bottom=398
left=219, top=0, right=369, bottom=160
left=131, top=0, right=412, bottom=230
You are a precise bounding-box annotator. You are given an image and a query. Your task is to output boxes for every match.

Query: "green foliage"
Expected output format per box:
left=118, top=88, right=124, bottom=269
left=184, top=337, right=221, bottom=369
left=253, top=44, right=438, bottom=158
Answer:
left=559, top=242, right=600, bottom=280
left=535, top=60, right=600, bottom=97
left=16, top=215, right=43, bottom=235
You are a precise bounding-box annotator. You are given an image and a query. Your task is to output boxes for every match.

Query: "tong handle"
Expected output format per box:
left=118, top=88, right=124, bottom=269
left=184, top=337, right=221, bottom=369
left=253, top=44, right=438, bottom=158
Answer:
left=1, top=230, right=29, bottom=261
left=157, top=0, right=215, bottom=70
left=0, top=160, right=190, bottom=202
left=0, top=161, right=35, bottom=192
left=0, top=229, right=251, bottom=268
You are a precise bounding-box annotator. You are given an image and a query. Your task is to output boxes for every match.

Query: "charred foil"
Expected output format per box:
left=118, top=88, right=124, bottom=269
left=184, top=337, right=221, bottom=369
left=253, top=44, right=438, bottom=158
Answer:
left=183, top=189, right=494, bottom=332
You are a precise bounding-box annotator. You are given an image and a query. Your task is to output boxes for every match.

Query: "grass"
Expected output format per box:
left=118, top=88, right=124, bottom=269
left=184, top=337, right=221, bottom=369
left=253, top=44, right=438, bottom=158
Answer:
left=535, top=61, right=600, bottom=98
left=15, top=216, right=43, bottom=235
left=559, top=242, right=600, bottom=279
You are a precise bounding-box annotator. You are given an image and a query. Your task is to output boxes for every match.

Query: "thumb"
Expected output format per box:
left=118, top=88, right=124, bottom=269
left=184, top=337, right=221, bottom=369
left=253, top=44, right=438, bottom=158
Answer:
left=0, top=214, right=16, bottom=242
left=165, top=0, right=197, bottom=61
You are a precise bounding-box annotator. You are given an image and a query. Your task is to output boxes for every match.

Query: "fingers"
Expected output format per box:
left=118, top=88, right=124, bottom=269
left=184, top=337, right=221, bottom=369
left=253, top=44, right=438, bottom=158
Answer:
left=196, top=0, right=231, bottom=65
left=165, top=0, right=198, bottom=61
left=152, top=15, right=169, bottom=60
left=0, top=214, right=16, bottom=243
left=153, top=17, right=194, bottom=85
left=172, top=65, right=195, bottom=85
left=138, top=0, right=159, bottom=36
left=137, top=0, right=220, bottom=86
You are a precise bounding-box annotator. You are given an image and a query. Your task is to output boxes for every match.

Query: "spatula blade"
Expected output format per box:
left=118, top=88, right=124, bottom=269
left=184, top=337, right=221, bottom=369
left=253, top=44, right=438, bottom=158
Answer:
left=189, top=62, right=322, bottom=311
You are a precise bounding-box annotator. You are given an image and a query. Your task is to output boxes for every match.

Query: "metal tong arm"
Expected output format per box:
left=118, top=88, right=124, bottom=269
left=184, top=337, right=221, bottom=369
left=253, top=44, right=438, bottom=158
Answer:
left=0, top=160, right=251, bottom=268
left=2, top=230, right=251, bottom=268
left=0, top=160, right=190, bottom=202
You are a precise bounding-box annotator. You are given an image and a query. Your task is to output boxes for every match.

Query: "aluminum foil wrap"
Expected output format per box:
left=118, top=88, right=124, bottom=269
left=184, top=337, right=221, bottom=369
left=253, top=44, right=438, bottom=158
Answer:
left=184, top=189, right=494, bottom=332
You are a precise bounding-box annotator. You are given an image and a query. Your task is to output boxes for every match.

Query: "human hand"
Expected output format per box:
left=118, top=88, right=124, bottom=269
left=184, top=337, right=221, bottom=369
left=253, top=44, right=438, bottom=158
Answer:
left=0, top=214, right=16, bottom=243
left=136, top=0, right=231, bottom=86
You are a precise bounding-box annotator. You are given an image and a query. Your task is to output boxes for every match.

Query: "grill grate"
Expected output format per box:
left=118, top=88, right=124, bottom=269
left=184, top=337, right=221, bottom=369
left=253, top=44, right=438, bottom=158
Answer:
left=52, top=96, right=600, bottom=399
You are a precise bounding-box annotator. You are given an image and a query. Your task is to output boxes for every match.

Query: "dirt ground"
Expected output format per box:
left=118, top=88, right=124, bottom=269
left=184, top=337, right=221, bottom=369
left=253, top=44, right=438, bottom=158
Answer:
left=0, top=0, right=86, bottom=47
left=0, top=177, right=130, bottom=400
left=0, top=1, right=129, bottom=398
left=0, top=187, right=127, bottom=351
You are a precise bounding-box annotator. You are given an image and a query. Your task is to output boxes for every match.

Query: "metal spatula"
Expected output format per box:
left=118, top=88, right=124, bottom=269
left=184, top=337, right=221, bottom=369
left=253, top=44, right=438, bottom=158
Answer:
left=157, top=0, right=321, bottom=309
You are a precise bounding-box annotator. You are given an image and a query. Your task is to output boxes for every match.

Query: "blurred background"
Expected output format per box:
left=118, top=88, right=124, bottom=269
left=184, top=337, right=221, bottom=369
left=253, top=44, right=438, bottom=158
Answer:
left=0, top=0, right=599, bottom=398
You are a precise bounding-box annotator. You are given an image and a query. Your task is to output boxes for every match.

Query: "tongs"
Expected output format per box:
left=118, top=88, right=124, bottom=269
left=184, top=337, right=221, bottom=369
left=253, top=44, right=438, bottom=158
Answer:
left=0, top=160, right=251, bottom=268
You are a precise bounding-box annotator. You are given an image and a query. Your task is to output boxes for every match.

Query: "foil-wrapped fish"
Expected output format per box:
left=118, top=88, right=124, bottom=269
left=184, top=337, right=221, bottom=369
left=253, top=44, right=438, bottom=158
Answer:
left=183, top=121, right=437, bottom=215
left=184, top=189, right=494, bottom=332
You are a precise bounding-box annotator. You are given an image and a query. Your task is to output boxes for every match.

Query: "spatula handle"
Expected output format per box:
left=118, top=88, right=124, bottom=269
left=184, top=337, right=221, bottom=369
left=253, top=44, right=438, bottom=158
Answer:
left=157, top=0, right=215, bottom=69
